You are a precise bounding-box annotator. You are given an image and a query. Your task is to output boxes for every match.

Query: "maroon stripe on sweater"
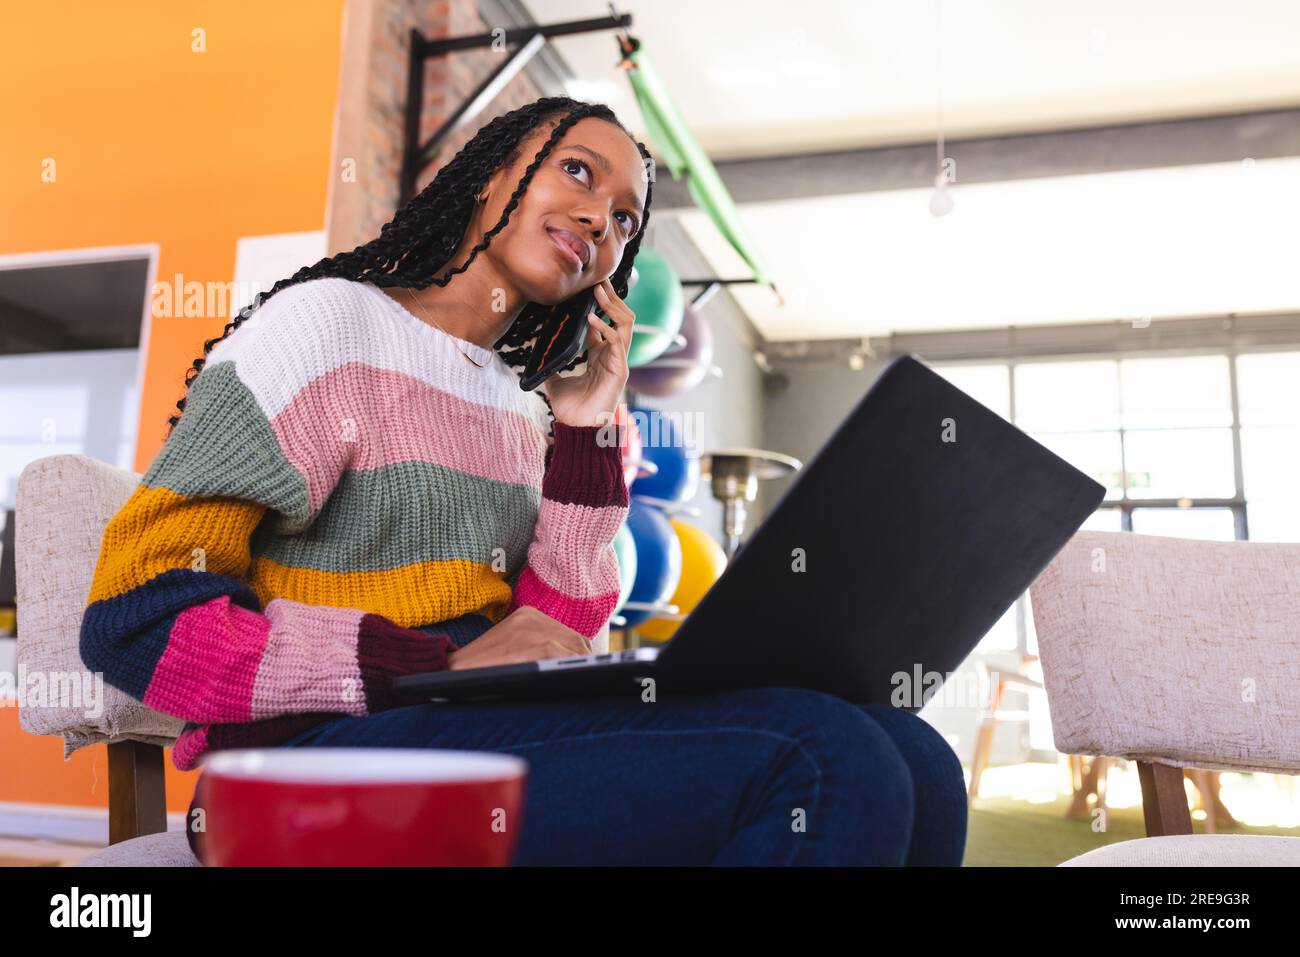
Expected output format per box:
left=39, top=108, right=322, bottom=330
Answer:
left=185, top=711, right=344, bottom=863
left=357, top=613, right=457, bottom=712
left=542, top=421, right=629, bottom=508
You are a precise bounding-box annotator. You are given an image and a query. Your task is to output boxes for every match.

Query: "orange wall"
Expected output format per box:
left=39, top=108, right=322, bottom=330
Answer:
left=1, top=0, right=346, bottom=809
left=1, top=707, right=200, bottom=815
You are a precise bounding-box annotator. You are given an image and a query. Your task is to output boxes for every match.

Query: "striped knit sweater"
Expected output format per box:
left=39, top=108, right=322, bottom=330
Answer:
left=80, top=277, right=629, bottom=772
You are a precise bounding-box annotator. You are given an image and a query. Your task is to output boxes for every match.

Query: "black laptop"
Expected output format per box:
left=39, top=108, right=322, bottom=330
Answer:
left=393, top=354, right=1105, bottom=708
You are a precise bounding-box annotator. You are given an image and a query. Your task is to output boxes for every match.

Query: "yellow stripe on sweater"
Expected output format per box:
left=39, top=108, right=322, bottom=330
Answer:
left=247, top=555, right=514, bottom=629
left=88, top=485, right=514, bottom=629
left=87, top=485, right=265, bottom=604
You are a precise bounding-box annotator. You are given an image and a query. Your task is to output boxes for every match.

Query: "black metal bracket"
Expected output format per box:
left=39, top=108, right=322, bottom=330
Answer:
left=397, top=11, right=773, bottom=312
left=400, top=13, right=633, bottom=206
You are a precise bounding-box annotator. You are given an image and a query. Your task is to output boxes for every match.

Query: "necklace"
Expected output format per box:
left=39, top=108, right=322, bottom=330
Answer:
left=399, top=287, right=493, bottom=369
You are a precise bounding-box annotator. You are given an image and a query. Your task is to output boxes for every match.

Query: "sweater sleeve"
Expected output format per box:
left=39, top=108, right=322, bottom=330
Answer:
left=505, top=420, right=630, bottom=638
left=79, top=303, right=455, bottom=743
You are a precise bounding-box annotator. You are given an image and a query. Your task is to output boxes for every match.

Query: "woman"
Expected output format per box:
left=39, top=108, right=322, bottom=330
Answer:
left=80, top=96, right=967, bottom=866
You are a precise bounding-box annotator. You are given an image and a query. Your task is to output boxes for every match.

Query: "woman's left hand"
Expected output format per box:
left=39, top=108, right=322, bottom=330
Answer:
left=544, top=277, right=635, bottom=429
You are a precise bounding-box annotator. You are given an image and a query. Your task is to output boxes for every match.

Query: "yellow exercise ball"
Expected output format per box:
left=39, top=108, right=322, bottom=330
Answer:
left=636, top=518, right=727, bottom=642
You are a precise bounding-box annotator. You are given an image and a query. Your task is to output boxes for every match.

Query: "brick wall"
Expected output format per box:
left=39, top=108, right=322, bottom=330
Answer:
left=327, top=0, right=548, bottom=254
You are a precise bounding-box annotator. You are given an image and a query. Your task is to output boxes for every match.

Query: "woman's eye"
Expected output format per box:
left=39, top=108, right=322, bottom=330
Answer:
left=563, top=159, right=590, bottom=183
left=564, top=157, right=637, bottom=233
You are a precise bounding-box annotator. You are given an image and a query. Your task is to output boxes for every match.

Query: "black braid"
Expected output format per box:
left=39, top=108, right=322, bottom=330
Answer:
left=165, top=95, right=655, bottom=440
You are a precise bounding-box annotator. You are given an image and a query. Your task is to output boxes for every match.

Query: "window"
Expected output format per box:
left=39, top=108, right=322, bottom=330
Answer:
left=0, top=350, right=140, bottom=509
left=933, top=349, right=1300, bottom=655
left=1237, top=352, right=1300, bottom=542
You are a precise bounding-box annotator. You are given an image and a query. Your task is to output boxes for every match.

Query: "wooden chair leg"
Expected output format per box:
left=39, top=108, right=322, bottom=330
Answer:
left=967, top=680, right=1005, bottom=805
left=1190, top=769, right=1215, bottom=833
left=1138, top=760, right=1193, bottom=836
left=107, top=739, right=167, bottom=845
left=1185, top=769, right=1239, bottom=831
left=1068, top=755, right=1105, bottom=819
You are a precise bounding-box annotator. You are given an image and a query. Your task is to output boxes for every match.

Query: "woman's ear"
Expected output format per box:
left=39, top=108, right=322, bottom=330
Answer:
left=481, top=163, right=515, bottom=207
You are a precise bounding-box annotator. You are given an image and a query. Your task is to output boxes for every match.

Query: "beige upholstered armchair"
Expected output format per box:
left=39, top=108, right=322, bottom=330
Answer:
left=13, top=453, right=611, bottom=866
left=15, top=455, right=196, bottom=865
left=1030, top=529, right=1300, bottom=866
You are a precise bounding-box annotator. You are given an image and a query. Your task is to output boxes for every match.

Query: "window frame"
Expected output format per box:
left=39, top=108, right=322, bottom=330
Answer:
left=933, top=343, right=1300, bottom=656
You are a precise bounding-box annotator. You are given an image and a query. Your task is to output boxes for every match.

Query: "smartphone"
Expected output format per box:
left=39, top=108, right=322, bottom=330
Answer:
left=518, top=285, right=603, bottom=392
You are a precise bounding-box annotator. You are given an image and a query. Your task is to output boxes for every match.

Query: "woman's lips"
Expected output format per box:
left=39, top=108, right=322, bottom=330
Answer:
left=546, top=227, right=587, bottom=272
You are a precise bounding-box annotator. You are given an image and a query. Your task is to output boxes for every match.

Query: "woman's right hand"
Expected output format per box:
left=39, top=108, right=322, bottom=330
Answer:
left=446, top=605, right=592, bottom=671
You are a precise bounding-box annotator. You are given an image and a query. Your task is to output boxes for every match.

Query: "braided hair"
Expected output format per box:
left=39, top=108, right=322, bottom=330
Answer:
left=165, top=96, right=654, bottom=438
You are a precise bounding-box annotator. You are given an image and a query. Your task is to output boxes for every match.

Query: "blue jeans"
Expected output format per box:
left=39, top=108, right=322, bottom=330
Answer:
left=257, top=686, right=967, bottom=866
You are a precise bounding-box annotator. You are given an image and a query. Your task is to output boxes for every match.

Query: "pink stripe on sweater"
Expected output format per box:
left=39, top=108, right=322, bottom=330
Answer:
left=172, top=725, right=210, bottom=772
left=269, top=364, right=549, bottom=513
left=248, top=599, right=368, bottom=720
left=265, top=365, right=356, bottom=514
left=510, top=565, right=623, bottom=638
left=145, top=596, right=271, bottom=723
left=523, top=498, right=628, bottom=599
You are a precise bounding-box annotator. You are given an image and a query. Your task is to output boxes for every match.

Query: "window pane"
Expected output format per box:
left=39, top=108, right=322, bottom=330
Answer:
left=931, top=364, right=1010, bottom=421
left=1130, top=507, right=1237, bottom=541
left=1029, top=431, right=1124, bottom=499
left=1241, top=427, right=1300, bottom=503
left=1015, top=361, right=1120, bottom=432
left=1024, top=592, right=1038, bottom=656
left=1080, top=508, right=1124, bottom=531
left=1247, top=503, right=1300, bottom=543
left=120, top=378, right=140, bottom=438
left=1122, top=428, right=1236, bottom=499
left=1119, top=356, right=1232, bottom=429
left=1237, top=352, right=1300, bottom=427
left=976, top=599, right=1018, bottom=653
left=0, top=384, right=90, bottom=441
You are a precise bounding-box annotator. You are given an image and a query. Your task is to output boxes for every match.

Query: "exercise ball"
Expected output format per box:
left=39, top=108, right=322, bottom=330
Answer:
left=629, top=406, right=700, bottom=503
left=625, top=248, right=684, bottom=368
left=636, top=519, right=727, bottom=642
left=621, top=499, right=682, bottom=629
left=627, top=303, right=714, bottom=398
left=612, top=521, right=638, bottom=615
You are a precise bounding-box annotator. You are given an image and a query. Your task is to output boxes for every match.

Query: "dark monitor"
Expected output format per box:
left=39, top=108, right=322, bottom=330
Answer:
left=0, top=508, right=15, bottom=607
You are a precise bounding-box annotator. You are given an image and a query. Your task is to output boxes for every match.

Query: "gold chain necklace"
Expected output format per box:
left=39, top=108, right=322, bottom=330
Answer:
left=400, top=287, right=492, bottom=369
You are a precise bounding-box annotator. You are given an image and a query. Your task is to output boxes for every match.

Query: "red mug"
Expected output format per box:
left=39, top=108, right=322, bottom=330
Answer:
left=194, top=748, right=527, bottom=866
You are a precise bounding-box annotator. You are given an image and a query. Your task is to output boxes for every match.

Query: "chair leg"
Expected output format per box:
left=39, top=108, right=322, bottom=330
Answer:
left=1190, top=769, right=1215, bottom=833
left=1186, top=769, right=1239, bottom=831
left=967, top=680, right=1005, bottom=805
left=1138, top=761, right=1193, bottom=837
left=1067, top=754, right=1083, bottom=793
left=107, top=739, right=167, bottom=845
left=1068, top=756, right=1106, bottom=819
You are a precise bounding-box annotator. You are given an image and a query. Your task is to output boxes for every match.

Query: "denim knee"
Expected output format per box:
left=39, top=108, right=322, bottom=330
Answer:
left=724, top=687, right=916, bottom=841
left=861, top=703, right=965, bottom=792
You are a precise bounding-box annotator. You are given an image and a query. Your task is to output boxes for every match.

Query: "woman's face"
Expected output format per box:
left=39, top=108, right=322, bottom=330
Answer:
left=478, top=117, right=649, bottom=306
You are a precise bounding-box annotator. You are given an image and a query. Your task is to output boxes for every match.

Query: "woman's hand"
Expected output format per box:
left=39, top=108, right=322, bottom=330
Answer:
left=446, top=605, right=592, bottom=671
left=543, top=277, right=635, bottom=429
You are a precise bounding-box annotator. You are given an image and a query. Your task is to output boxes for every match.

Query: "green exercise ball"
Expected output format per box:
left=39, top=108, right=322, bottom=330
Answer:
left=612, top=521, right=638, bottom=614
left=625, top=247, right=684, bottom=368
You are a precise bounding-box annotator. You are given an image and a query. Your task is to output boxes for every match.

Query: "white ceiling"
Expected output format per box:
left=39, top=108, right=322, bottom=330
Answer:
left=679, top=156, right=1300, bottom=340
left=526, top=0, right=1300, bottom=157
left=521, top=0, right=1300, bottom=338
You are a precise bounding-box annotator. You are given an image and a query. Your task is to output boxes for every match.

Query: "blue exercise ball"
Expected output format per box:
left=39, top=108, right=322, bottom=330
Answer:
left=621, top=499, right=682, bottom=628
left=629, top=406, right=701, bottom=503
